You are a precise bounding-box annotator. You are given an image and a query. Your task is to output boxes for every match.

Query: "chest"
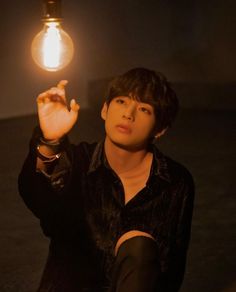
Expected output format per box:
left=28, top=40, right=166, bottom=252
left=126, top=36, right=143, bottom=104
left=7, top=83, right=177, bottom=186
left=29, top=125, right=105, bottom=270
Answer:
left=84, top=171, right=178, bottom=250
left=119, top=171, right=150, bottom=204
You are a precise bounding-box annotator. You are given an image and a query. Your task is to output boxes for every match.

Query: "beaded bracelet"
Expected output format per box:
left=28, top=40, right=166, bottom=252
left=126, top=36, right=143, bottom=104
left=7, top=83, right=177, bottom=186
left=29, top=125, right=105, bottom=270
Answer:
left=38, top=136, right=64, bottom=153
left=39, top=137, right=61, bottom=146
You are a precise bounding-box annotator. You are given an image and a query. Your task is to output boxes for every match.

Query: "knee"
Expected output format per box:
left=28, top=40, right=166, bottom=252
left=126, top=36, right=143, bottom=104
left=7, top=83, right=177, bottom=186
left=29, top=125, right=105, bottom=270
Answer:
left=113, top=232, right=160, bottom=281
left=110, top=231, right=160, bottom=292
left=114, top=230, right=157, bottom=259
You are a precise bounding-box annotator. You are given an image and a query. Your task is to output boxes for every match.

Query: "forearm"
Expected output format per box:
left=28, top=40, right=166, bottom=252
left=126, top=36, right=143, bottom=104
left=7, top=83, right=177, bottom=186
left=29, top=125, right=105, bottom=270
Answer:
left=18, top=145, right=77, bottom=238
left=18, top=126, right=73, bottom=217
left=18, top=164, right=77, bottom=238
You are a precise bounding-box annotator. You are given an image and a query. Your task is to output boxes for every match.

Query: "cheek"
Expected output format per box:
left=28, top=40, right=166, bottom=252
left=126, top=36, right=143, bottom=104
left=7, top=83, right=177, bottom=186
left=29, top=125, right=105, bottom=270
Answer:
left=138, top=117, right=156, bottom=134
left=104, top=114, right=115, bottom=133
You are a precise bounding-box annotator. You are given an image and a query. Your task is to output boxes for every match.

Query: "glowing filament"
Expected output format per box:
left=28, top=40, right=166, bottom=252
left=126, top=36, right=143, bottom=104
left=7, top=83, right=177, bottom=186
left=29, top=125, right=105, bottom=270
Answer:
left=43, top=23, right=61, bottom=69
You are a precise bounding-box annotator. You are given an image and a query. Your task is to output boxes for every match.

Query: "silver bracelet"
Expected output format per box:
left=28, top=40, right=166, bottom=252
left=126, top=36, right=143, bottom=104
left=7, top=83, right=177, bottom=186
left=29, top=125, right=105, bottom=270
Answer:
left=36, top=145, right=61, bottom=163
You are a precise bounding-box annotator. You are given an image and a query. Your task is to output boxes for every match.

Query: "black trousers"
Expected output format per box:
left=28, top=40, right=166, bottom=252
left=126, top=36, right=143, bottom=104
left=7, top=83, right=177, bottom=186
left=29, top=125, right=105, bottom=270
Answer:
left=37, top=236, right=161, bottom=292
left=108, top=236, right=161, bottom=292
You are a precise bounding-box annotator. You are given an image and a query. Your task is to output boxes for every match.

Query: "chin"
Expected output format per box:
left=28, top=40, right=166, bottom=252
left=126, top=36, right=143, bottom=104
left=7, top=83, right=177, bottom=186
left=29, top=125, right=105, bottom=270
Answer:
left=111, top=139, right=147, bottom=152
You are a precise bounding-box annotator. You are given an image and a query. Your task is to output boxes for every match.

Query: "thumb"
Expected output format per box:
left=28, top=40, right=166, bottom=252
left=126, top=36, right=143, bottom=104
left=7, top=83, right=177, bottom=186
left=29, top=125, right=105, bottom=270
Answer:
left=69, top=99, right=80, bottom=122
left=70, top=99, right=80, bottom=112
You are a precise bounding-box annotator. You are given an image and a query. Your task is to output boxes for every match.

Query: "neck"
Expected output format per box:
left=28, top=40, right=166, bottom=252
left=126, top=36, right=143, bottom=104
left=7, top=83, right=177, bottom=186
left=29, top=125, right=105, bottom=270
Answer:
left=104, top=137, right=150, bottom=175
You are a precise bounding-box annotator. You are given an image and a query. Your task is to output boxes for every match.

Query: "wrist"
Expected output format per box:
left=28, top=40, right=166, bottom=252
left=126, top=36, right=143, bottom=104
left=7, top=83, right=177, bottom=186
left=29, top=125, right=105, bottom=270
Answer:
left=39, top=136, right=65, bottom=152
left=40, top=135, right=63, bottom=145
left=36, top=144, right=61, bottom=163
left=40, top=136, right=60, bottom=145
left=36, top=136, right=65, bottom=164
left=31, top=126, right=68, bottom=160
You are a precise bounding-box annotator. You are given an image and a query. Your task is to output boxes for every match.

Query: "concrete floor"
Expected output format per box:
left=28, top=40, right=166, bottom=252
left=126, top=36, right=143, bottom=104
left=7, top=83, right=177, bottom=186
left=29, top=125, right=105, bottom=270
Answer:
left=0, top=108, right=235, bottom=291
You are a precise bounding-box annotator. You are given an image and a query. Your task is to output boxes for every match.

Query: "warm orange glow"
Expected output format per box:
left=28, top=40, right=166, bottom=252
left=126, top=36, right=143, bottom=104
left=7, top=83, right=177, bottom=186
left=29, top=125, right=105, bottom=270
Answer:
left=31, top=22, right=74, bottom=72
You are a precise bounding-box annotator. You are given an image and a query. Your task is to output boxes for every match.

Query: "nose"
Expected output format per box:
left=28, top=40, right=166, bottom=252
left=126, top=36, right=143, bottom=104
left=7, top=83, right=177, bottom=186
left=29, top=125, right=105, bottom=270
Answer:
left=122, top=101, right=136, bottom=121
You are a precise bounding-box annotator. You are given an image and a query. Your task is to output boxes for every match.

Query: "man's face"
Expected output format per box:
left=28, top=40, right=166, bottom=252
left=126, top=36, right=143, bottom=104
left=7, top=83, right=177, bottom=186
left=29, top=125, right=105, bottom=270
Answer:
left=101, top=96, right=157, bottom=150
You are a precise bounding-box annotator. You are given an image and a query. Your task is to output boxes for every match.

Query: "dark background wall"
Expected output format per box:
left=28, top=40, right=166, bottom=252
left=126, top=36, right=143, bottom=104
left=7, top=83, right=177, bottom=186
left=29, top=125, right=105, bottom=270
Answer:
left=0, top=0, right=235, bottom=118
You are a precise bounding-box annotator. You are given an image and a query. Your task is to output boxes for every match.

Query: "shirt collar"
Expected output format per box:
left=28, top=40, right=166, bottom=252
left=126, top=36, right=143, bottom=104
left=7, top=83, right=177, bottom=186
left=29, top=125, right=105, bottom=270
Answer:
left=87, top=140, right=105, bottom=174
left=87, top=141, right=171, bottom=183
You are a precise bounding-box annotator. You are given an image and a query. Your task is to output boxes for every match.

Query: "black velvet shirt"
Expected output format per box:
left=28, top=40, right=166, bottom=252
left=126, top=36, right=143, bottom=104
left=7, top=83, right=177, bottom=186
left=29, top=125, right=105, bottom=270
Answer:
left=18, top=129, right=194, bottom=292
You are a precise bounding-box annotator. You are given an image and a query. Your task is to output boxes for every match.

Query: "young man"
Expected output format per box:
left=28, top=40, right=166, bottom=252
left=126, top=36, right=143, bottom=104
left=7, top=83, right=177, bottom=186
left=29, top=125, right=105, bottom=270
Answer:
left=18, top=68, right=194, bottom=292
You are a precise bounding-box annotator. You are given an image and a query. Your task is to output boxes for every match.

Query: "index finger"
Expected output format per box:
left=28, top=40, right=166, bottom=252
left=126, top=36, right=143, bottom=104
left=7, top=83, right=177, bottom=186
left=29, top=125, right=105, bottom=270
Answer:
left=57, top=80, right=68, bottom=90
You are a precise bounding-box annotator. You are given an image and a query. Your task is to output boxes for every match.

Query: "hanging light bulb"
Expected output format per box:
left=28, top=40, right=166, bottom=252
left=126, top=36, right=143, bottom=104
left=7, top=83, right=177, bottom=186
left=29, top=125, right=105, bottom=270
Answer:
left=31, top=0, right=74, bottom=72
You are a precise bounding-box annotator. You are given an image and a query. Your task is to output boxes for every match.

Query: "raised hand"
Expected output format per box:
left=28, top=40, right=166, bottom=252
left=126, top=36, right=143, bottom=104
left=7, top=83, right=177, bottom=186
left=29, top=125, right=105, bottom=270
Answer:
left=37, top=80, right=80, bottom=140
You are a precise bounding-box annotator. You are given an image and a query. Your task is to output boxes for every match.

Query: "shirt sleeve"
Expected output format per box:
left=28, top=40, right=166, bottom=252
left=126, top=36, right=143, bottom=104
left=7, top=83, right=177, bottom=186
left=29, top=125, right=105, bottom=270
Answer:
left=18, top=126, right=79, bottom=238
left=165, top=172, right=195, bottom=291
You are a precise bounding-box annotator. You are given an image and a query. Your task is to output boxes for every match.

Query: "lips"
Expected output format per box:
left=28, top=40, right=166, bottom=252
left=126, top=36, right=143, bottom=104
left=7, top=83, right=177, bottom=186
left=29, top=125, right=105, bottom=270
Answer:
left=116, top=124, right=132, bottom=134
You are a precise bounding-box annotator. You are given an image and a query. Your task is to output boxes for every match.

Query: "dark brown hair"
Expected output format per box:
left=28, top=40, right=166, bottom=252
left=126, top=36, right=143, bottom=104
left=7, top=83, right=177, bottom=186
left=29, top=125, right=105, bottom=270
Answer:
left=105, top=67, right=179, bottom=133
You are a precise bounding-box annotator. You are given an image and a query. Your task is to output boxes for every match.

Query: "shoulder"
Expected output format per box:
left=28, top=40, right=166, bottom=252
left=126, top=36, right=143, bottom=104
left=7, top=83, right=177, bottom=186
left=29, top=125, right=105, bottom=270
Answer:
left=152, top=145, right=194, bottom=192
left=165, top=155, right=194, bottom=187
left=163, top=156, right=195, bottom=209
left=154, top=153, right=195, bottom=221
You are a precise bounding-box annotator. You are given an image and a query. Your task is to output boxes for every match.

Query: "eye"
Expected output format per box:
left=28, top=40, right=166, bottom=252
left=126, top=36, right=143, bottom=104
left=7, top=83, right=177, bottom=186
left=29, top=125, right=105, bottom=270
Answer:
left=115, top=97, right=126, bottom=104
left=139, top=106, right=152, bottom=115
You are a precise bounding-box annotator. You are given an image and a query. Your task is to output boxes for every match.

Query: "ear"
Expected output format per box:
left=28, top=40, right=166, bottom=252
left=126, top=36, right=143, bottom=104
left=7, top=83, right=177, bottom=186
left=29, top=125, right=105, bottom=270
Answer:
left=154, top=127, right=168, bottom=139
left=101, top=102, right=108, bottom=121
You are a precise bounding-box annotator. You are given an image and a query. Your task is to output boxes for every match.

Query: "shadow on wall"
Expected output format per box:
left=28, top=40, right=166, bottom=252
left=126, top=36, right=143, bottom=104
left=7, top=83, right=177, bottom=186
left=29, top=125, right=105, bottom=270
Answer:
left=87, top=77, right=112, bottom=110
